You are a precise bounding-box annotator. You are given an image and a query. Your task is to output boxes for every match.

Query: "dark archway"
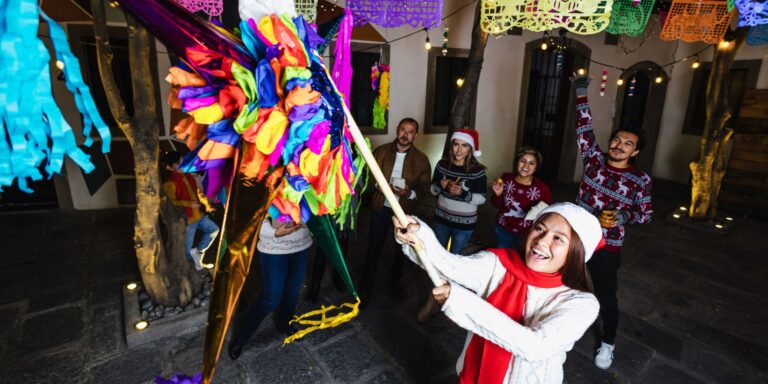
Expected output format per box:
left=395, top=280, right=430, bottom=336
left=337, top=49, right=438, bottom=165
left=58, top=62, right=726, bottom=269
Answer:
left=516, top=37, right=591, bottom=183
left=614, top=61, right=668, bottom=175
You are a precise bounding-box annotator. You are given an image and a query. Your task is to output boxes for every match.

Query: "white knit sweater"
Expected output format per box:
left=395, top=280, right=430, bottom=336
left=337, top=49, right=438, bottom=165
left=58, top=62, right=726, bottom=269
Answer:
left=256, top=218, right=313, bottom=255
left=400, top=220, right=599, bottom=384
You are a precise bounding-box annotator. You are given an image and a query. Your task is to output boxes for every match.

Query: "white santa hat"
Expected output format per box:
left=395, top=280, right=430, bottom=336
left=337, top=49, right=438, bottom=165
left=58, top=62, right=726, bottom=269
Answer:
left=525, top=202, right=605, bottom=262
left=451, top=129, right=482, bottom=157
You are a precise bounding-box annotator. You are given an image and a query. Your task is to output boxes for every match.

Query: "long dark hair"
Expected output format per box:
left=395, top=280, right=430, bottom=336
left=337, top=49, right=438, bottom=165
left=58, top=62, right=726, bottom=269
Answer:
left=519, top=213, right=592, bottom=293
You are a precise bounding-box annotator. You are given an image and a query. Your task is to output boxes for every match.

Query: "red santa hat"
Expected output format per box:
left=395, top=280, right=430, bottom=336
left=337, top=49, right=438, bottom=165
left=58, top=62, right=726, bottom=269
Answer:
left=451, top=129, right=482, bottom=157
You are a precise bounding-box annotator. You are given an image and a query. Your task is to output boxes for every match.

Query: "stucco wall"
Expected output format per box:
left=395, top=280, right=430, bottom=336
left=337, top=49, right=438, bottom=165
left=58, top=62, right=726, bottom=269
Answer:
left=51, top=2, right=767, bottom=209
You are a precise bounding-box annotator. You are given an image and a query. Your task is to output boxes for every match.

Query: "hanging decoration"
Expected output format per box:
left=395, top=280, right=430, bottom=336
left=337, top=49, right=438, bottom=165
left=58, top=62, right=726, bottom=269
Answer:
left=728, top=0, right=736, bottom=12
left=606, top=0, right=657, bottom=37
left=660, top=0, right=734, bottom=44
left=600, top=69, right=609, bottom=96
left=114, top=1, right=371, bottom=383
left=442, top=26, right=449, bottom=55
left=1, top=1, right=111, bottom=193
left=348, top=0, right=443, bottom=28
left=747, top=23, right=768, bottom=45
left=370, top=64, right=390, bottom=130
left=175, top=0, right=223, bottom=17
left=332, top=9, right=354, bottom=109
left=480, top=0, right=614, bottom=35
left=734, top=0, right=768, bottom=27
left=628, top=75, right=637, bottom=97
left=556, top=49, right=565, bottom=72
left=294, top=0, right=318, bottom=23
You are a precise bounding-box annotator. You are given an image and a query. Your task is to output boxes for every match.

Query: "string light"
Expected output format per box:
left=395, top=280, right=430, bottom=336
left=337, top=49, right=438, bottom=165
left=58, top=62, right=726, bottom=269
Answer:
left=719, top=40, right=731, bottom=49
left=55, top=60, right=65, bottom=70
left=456, top=78, right=465, bottom=87
left=655, top=76, right=663, bottom=84
left=424, top=28, right=431, bottom=50
left=617, top=78, right=624, bottom=86
left=691, top=57, right=700, bottom=69
left=541, top=41, right=548, bottom=50
left=577, top=68, right=586, bottom=76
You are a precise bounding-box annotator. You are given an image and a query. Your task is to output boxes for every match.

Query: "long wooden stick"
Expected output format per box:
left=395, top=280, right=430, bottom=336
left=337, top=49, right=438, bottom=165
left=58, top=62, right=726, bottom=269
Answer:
left=340, top=103, right=445, bottom=287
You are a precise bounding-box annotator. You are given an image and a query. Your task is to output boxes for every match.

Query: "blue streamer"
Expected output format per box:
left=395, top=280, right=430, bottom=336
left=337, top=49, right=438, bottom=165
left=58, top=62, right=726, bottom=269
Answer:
left=0, top=0, right=111, bottom=193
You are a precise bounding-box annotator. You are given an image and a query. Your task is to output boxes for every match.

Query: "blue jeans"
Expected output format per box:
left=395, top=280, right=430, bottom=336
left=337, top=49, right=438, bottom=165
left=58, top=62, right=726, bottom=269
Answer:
left=235, top=249, right=310, bottom=344
left=185, top=215, right=219, bottom=261
left=494, top=225, right=523, bottom=249
left=432, top=221, right=473, bottom=255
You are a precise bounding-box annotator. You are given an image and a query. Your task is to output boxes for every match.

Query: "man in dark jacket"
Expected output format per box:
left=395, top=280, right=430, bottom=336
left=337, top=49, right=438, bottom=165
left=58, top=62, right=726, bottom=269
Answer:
left=361, top=117, right=431, bottom=305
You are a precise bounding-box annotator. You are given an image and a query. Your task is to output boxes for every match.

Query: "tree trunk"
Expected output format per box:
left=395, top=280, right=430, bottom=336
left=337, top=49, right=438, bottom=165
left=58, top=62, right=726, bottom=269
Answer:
left=689, top=28, right=747, bottom=220
left=90, top=0, right=202, bottom=307
left=443, top=0, right=488, bottom=156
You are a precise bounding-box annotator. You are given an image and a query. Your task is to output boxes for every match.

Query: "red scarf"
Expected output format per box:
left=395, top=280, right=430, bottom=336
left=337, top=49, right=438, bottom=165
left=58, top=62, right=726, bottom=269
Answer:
left=458, top=248, right=563, bottom=384
left=168, top=171, right=198, bottom=219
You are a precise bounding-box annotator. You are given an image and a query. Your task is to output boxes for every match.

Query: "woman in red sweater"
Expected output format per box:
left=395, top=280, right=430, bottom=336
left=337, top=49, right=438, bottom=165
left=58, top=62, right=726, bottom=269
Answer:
left=492, top=147, right=552, bottom=248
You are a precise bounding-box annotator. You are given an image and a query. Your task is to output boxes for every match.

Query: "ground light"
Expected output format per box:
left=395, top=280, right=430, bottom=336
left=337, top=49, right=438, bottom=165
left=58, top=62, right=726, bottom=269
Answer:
left=134, top=321, right=149, bottom=331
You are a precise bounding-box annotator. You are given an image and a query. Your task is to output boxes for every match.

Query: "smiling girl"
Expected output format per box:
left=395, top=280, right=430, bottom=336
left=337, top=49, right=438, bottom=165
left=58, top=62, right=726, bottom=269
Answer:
left=417, top=130, right=487, bottom=321
left=395, top=202, right=602, bottom=383
left=492, top=146, right=552, bottom=248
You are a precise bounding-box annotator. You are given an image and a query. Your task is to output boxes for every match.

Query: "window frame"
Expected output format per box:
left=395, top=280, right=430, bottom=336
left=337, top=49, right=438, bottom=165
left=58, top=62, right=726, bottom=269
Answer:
left=424, top=48, right=475, bottom=134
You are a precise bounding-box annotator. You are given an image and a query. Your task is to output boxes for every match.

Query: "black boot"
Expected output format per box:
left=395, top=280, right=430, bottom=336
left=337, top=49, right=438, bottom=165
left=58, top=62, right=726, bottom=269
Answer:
left=228, top=341, right=244, bottom=360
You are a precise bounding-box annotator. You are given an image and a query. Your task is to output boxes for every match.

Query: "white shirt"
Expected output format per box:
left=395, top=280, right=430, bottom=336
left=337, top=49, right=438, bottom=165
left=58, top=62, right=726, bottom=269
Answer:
left=399, top=218, right=599, bottom=384
left=256, top=218, right=313, bottom=255
left=384, top=152, right=417, bottom=207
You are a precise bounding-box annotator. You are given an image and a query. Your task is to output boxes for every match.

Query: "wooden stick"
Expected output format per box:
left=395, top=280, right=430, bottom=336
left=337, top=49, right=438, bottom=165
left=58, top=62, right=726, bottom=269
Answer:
left=340, top=103, right=445, bottom=287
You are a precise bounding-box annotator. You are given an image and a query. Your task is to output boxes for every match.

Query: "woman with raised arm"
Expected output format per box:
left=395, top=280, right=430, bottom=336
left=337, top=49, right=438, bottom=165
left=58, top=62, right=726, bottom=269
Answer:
left=395, top=202, right=602, bottom=383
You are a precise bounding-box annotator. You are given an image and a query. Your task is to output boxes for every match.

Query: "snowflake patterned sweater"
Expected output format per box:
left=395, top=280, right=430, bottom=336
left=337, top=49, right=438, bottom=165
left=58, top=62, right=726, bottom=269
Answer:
left=492, top=174, right=552, bottom=236
left=576, top=95, right=653, bottom=251
left=430, top=159, right=487, bottom=230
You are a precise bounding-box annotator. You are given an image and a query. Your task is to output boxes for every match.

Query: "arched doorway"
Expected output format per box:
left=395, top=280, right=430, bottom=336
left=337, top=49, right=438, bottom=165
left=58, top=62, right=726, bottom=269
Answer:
left=516, top=37, right=591, bottom=182
left=614, top=62, right=668, bottom=174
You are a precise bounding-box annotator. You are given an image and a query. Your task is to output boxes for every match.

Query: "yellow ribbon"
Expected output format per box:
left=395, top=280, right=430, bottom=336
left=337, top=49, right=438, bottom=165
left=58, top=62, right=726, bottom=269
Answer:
left=283, top=297, right=360, bottom=344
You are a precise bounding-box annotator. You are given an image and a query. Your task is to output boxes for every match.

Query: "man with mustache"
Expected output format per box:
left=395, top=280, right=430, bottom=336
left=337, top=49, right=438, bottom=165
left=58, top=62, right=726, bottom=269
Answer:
left=360, top=117, right=431, bottom=307
left=572, top=76, right=653, bottom=370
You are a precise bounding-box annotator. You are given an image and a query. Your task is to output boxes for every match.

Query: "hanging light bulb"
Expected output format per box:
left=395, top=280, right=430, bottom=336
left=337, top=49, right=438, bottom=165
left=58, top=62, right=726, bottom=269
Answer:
left=691, top=56, right=700, bottom=69
left=456, top=78, right=465, bottom=87
left=424, top=28, right=431, bottom=50
left=655, top=76, right=663, bottom=84
left=577, top=68, right=586, bottom=76
left=617, top=78, right=624, bottom=86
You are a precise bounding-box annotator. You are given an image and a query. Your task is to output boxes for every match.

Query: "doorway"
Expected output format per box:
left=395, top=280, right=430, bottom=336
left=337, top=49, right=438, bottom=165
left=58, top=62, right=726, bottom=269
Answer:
left=614, top=62, right=668, bottom=174
left=517, top=38, right=590, bottom=182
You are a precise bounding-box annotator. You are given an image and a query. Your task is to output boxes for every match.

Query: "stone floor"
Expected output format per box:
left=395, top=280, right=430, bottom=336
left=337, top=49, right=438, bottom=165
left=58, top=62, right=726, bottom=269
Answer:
left=1, top=180, right=767, bottom=384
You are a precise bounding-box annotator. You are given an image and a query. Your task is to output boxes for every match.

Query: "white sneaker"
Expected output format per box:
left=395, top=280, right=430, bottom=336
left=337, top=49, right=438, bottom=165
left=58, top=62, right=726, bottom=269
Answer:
left=595, top=342, right=614, bottom=369
left=190, top=248, right=204, bottom=271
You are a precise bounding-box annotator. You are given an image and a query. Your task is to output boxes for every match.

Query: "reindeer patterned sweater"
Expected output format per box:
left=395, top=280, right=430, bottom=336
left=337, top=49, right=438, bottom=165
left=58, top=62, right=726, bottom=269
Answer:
left=576, top=95, right=653, bottom=252
left=492, top=174, right=552, bottom=235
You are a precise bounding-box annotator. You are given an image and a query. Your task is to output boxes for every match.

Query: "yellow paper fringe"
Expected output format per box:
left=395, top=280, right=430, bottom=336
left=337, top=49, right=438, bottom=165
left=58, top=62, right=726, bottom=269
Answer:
left=283, top=297, right=360, bottom=345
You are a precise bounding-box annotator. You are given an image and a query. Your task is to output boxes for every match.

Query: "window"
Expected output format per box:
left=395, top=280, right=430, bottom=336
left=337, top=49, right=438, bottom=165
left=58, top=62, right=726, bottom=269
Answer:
left=682, top=59, right=762, bottom=135
left=425, top=48, right=474, bottom=133
left=339, top=43, right=390, bottom=135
